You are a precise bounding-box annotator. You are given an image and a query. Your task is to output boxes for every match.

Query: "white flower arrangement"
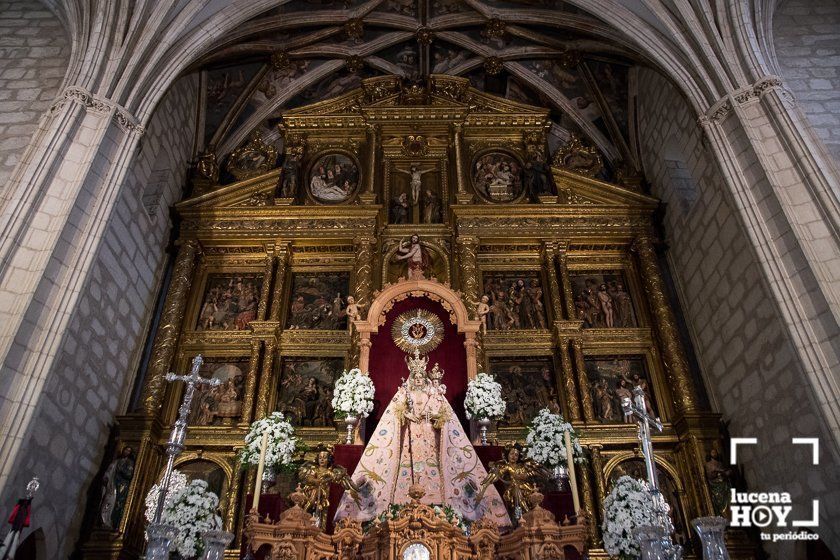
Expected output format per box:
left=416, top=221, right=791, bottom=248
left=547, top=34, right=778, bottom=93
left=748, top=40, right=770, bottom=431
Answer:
left=464, top=372, right=506, bottom=420
left=144, top=469, right=188, bottom=524
left=331, top=368, right=375, bottom=419
left=602, top=475, right=664, bottom=559
left=162, top=479, right=222, bottom=559
left=524, top=408, right=585, bottom=468
left=239, top=412, right=300, bottom=468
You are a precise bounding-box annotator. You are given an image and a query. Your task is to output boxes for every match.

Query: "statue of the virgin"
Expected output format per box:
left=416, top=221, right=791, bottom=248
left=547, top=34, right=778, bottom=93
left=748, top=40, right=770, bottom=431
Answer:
left=334, top=351, right=511, bottom=526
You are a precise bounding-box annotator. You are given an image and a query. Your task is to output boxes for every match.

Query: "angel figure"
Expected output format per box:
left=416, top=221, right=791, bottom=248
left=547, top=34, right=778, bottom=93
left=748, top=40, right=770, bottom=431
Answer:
left=345, top=295, right=364, bottom=334
left=298, top=448, right=361, bottom=528
left=394, top=163, right=434, bottom=205
left=476, top=295, right=490, bottom=335
left=476, top=444, right=546, bottom=520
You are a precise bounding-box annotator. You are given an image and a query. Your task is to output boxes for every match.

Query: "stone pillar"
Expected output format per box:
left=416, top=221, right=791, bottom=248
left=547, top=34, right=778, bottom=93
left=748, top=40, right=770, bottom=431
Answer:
left=632, top=235, right=698, bottom=414
left=572, top=339, right=595, bottom=421
left=141, top=239, right=200, bottom=415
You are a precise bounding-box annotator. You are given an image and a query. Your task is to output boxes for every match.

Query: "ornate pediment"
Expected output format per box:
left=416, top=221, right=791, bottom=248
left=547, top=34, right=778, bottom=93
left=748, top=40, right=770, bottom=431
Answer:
left=551, top=167, right=659, bottom=208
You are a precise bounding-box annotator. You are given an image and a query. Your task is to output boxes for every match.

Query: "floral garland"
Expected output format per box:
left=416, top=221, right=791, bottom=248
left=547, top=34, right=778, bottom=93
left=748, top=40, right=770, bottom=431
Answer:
left=144, top=469, right=188, bottom=524
left=365, top=503, right=469, bottom=533
left=464, top=372, right=506, bottom=420
left=602, top=476, right=663, bottom=560
left=239, top=412, right=300, bottom=469
left=162, top=479, right=222, bottom=559
left=331, top=368, right=375, bottom=419
left=524, top=408, right=585, bottom=468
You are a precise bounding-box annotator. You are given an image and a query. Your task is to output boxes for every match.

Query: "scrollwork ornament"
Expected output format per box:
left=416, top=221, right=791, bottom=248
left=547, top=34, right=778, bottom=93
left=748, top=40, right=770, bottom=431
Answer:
left=551, top=134, right=603, bottom=178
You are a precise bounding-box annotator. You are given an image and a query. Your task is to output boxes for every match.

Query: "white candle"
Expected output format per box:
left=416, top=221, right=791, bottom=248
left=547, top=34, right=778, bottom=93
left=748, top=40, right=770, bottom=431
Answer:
left=252, top=431, right=269, bottom=511
left=564, top=430, right=580, bottom=515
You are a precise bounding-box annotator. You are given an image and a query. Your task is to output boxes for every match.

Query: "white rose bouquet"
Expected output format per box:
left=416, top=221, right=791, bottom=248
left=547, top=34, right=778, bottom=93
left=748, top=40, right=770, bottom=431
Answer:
left=239, top=412, right=300, bottom=469
left=161, top=479, right=222, bottom=558
left=602, top=475, right=663, bottom=559
left=464, top=372, right=506, bottom=420
left=524, top=408, right=585, bottom=468
left=331, top=368, right=375, bottom=419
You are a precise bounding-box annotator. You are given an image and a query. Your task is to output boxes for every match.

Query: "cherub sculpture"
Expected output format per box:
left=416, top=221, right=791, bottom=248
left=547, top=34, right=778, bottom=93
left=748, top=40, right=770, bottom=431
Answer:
left=476, top=444, right=546, bottom=520
left=476, top=295, right=490, bottom=335
left=344, top=295, right=364, bottom=334
left=298, top=447, right=361, bottom=528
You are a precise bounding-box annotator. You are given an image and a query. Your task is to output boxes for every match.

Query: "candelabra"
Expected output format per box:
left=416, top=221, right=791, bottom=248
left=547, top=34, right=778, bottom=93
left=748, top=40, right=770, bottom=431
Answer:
left=621, top=386, right=683, bottom=560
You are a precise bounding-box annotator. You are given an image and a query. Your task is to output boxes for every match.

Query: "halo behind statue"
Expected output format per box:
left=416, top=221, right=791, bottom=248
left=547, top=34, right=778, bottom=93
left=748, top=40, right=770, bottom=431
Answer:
left=391, top=309, right=444, bottom=354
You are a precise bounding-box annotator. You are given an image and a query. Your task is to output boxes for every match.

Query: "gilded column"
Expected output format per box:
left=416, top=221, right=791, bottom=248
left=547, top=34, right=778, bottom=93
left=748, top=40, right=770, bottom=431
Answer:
left=255, top=337, right=277, bottom=420
left=142, top=239, right=199, bottom=415
left=578, top=463, right=599, bottom=545
left=256, top=251, right=275, bottom=321
left=350, top=235, right=375, bottom=366
left=456, top=235, right=485, bottom=369
left=556, top=243, right=576, bottom=319
left=239, top=339, right=262, bottom=425
left=453, top=122, right=471, bottom=204
left=572, top=339, right=595, bottom=420
left=269, top=243, right=291, bottom=322
left=360, top=123, right=379, bottom=203
left=590, top=443, right=606, bottom=505
left=224, top=465, right=243, bottom=531
left=545, top=242, right=581, bottom=420
left=633, top=235, right=698, bottom=414
left=557, top=336, right=581, bottom=421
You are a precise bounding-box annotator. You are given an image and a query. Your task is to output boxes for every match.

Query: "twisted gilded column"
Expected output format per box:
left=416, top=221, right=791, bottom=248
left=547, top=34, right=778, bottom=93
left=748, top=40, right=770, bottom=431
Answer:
left=633, top=236, right=698, bottom=414
left=141, top=239, right=199, bottom=415
left=349, top=235, right=375, bottom=366
left=572, top=339, right=595, bottom=420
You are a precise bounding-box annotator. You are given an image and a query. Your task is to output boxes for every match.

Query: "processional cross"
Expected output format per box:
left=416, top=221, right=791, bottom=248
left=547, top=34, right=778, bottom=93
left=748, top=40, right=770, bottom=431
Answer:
left=621, top=386, right=683, bottom=559
left=150, top=355, right=221, bottom=524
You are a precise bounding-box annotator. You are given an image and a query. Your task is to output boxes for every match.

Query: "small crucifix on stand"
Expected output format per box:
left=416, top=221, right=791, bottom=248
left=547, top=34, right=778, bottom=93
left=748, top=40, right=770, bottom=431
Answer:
left=146, top=356, right=220, bottom=558
left=621, top=386, right=683, bottom=560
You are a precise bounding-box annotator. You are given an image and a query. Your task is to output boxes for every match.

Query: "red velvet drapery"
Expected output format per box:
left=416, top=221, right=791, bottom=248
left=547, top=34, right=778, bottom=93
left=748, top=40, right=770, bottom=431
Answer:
left=364, top=296, right=468, bottom=435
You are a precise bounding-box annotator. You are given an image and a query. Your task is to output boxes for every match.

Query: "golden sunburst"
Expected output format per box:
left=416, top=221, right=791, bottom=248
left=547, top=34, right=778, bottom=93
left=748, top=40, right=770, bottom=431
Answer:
left=391, top=309, right=445, bottom=355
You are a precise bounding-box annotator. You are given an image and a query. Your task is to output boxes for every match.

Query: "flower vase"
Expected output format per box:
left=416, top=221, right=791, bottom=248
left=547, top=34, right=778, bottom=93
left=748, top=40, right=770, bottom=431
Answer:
left=145, top=522, right=177, bottom=560
left=343, top=415, right=358, bottom=445
left=634, top=525, right=683, bottom=560
left=200, top=529, right=234, bottom=560
left=477, top=418, right=492, bottom=446
left=692, top=517, right=730, bottom=560
left=552, top=464, right=568, bottom=491
left=262, top=465, right=277, bottom=485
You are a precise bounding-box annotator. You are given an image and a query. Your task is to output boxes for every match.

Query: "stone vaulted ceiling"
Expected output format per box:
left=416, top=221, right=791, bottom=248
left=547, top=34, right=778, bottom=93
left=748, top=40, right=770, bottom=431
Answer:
left=195, top=0, right=645, bottom=181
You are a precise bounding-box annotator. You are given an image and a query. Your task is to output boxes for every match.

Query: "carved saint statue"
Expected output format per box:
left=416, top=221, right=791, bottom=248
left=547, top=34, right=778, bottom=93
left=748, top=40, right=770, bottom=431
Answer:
left=476, top=444, right=545, bottom=520
left=705, top=448, right=732, bottom=515
left=392, top=234, right=430, bottom=280
left=99, top=446, right=136, bottom=530
left=298, top=448, right=360, bottom=528
left=335, top=350, right=510, bottom=526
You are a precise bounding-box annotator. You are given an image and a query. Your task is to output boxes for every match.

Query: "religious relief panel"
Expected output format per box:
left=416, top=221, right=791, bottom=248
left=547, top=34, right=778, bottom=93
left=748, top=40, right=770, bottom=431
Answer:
left=196, top=273, right=263, bottom=331
left=481, top=272, right=548, bottom=330
left=286, top=272, right=350, bottom=330
left=306, top=152, right=361, bottom=204
left=276, top=357, right=343, bottom=426
left=569, top=271, right=637, bottom=328
left=489, top=356, right=560, bottom=427
left=188, top=357, right=249, bottom=426
left=386, top=235, right=448, bottom=283
left=388, top=160, right=443, bottom=224
left=471, top=151, right=525, bottom=203
left=584, top=356, right=657, bottom=423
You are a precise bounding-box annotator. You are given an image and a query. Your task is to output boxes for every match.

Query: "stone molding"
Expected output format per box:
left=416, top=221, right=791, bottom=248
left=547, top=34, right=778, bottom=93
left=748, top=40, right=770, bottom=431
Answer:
left=699, top=75, right=796, bottom=126
left=46, top=85, right=145, bottom=135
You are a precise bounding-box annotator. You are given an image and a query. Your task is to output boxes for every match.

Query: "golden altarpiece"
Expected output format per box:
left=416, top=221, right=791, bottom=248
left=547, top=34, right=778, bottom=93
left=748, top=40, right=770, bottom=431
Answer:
left=82, top=76, right=752, bottom=559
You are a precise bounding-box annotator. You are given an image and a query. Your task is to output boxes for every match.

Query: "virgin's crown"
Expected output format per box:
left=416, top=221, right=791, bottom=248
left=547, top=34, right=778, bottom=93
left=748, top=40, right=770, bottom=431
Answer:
left=405, top=348, right=429, bottom=379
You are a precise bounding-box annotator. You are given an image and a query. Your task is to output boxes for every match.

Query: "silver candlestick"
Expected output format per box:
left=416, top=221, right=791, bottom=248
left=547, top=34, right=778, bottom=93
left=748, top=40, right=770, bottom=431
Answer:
left=150, top=355, right=220, bottom=524
left=621, top=386, right=683, bottom=560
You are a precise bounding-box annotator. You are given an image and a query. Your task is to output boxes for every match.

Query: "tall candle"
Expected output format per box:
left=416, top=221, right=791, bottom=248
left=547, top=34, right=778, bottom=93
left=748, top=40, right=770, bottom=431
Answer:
left=564, top=430, right=581, bottom=514
left=252, top=431, right=269, bottom=511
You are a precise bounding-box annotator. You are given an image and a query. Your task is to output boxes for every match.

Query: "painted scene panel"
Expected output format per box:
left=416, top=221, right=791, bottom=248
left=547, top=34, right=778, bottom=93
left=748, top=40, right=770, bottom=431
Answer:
left=196, top=273, right=263, bottom=331
left=482, top=271, right=548, bottom=330
left=189, top=357, right=249, bottom=426
left=584, top=356, right=657, bottom=423
left=286, top=272, right=350, bottom=330
left=570, top=271, right=637, bottom=328
left=276, top=357, right=344, bottom=426
left=489, top=356, right=560, bottom=427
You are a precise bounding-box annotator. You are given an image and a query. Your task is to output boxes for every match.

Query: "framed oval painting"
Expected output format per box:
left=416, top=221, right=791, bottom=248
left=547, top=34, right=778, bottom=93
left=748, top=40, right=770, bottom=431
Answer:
left=471, top=150, right=525, bottom=203
left=306, top=152, right=361, bottom=204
